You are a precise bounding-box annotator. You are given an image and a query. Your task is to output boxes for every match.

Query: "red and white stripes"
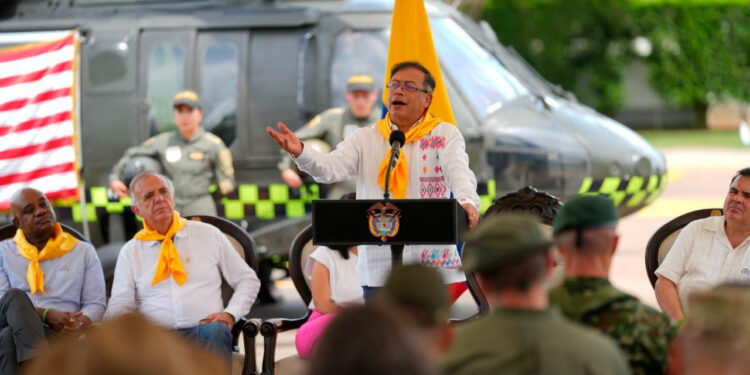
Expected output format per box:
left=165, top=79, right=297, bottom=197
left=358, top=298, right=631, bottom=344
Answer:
left=0, top=32, right=79, bottom=209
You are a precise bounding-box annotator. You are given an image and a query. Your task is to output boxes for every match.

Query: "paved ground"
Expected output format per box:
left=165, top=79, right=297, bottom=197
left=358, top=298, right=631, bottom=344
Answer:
left=241, top=147, right=750, bottom=371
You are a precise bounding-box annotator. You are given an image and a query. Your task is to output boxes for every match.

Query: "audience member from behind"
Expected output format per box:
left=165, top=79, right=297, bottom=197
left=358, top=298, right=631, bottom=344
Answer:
left=442, top=213, right=630, bottom=375
left=679, top=283, right=750, bottom=374
left=655, top=167, right=750, bottom=322
left=0, top=188, right=106, bottom=375
left=104, top=172, right=260, bottom=366
left=21, top=312, right=227, bottom=375
left=309, top=304, right=437, bottom=375
left=377, top=264, right=453, bottom=361
left=549, top=195, right=674, bottom=375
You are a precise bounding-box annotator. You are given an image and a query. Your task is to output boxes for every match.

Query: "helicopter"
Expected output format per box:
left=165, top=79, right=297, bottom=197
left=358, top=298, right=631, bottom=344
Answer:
left=0, top=0, right=667, bottom=301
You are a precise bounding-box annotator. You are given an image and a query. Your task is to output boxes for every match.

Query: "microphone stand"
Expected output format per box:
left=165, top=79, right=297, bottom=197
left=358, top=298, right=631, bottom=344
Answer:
left=383, top=142, right=403, bottom=266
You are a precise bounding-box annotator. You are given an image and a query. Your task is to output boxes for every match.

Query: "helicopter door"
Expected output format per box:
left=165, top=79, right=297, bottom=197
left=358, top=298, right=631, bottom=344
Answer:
left=137, top=30, right=194, bottom=142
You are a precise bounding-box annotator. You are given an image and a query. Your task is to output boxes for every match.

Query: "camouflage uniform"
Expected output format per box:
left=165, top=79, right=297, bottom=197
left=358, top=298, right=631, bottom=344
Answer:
left=110, top=128, right=235, bottom=216
left=549, top=277, right=675, bottom=375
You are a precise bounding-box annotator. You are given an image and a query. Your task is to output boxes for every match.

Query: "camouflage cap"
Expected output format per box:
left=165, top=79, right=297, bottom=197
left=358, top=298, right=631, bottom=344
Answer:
left=462, top=213, right=553, bottom=273
left=378, top=264, right=449, bottom=326
left=553, top=195, right=618, bottom=236
left=347, top=74, right=375, bottom=92
left=173, top=90, right=202, bottom=109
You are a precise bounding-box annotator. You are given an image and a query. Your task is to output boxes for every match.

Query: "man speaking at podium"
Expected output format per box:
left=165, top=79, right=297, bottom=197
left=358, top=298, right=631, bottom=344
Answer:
left=267, top=61, right=480, bottom=296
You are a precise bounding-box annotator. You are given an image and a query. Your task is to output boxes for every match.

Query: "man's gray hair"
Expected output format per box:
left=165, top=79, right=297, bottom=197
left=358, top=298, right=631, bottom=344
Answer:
left=128, top=171, right=175, bottom=208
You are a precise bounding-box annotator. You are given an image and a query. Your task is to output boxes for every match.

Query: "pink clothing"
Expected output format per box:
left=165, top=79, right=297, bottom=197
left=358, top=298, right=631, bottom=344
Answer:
left=295, top=310, right=337, bottom=359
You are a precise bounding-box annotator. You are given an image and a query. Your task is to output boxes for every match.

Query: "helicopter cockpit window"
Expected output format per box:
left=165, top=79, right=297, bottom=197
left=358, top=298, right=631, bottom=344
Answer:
left=431, top=18, right=528, bottom=118
left=147, top=43, right=184, bottom=135
left=200, top=42, right=238, bottom=146
left=330, top=29, right=388, bottom=109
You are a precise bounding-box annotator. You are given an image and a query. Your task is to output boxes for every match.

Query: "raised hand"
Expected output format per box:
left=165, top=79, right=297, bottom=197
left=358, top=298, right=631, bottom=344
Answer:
left=266, top=122, right=303, bottom=157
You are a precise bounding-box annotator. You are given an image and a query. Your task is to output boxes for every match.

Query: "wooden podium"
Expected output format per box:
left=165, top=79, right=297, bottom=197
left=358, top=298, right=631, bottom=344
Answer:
left=312, top=199, right=469, bottom=265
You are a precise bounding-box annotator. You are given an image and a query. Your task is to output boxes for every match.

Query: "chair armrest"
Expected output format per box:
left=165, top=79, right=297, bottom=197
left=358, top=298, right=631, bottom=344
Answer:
left=232, top=316, right=248, bottom=351
left=260, top=311, right=312, bottom=375
left=242, top=319, right=261, bottom=375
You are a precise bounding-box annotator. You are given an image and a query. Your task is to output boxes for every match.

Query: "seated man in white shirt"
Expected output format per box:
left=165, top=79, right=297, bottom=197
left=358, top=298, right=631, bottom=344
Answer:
left=655, top=167, right=750, bottom=323
left=104, top=171, right=260, bottom=365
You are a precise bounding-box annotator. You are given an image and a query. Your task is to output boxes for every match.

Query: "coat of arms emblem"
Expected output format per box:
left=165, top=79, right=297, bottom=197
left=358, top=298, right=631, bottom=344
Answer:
left=367, top=202, right=402, bottom=242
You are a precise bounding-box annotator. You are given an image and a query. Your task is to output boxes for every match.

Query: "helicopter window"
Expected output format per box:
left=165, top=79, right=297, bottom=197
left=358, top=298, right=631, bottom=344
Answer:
left=200, top=41, right=238, bottom=146
left=330, top=29, right=388, bottom=109
left=147, top=43, right=185, bottom=135
left=431, top=18, right=528, bottom=117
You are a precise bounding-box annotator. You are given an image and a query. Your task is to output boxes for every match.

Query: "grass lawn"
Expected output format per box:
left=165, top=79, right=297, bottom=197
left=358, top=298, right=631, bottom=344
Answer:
left=637, top=129, right=746, bottom=148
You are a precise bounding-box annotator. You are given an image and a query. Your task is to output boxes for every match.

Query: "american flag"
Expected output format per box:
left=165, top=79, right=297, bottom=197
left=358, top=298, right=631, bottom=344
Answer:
left=0, top=32, right=80, bottom=209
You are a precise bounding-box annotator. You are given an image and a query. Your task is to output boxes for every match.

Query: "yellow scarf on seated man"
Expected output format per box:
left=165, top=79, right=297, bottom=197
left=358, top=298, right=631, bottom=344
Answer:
left=376, top=112, right=445, bottom=199
left=135, top=211, right=188, bottom=286
left=13, top=223, right=78, bottom=295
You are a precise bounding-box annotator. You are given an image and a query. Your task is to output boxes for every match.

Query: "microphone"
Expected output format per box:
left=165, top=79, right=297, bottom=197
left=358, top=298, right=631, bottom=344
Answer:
left=389, top=130, right=406, bottom=150
left=383, top=130, right=406, bottom=200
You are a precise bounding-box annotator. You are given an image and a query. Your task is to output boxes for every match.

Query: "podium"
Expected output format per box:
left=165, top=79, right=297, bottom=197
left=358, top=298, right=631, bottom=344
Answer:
left=312, top=199, right=469, bottom=265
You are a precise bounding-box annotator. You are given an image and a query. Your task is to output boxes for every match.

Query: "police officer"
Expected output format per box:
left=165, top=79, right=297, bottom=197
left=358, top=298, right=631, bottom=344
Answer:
left=441, top=213, right=630, bottom=375
left=278, top=74, right=380, bottom=197
left=548, top=195, right=674, bottom=375
left=109, top=90, right=235, bottom=216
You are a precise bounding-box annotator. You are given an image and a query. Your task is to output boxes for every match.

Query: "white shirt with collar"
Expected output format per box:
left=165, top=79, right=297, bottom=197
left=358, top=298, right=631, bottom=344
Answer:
left=656, top=215, right=750, bottom=313
left=294, top=121, right=480, bottom=286
left=104, top=220, right=260, bottom=329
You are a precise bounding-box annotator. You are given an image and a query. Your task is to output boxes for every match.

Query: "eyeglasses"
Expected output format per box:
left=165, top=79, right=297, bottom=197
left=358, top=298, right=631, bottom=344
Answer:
left=386, top=82, right=430, bottom=93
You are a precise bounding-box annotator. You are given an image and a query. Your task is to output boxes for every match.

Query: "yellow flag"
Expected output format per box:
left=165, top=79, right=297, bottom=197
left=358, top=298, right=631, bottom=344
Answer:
left=383, top=0, right=455, bottom=125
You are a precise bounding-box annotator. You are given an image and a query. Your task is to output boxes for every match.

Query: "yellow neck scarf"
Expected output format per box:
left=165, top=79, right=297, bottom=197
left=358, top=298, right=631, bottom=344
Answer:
left=135, top=211, right=188, bottom=286
left=376, top=113, right=444, bottom=199
left=13, top=223, right=78, bottom=295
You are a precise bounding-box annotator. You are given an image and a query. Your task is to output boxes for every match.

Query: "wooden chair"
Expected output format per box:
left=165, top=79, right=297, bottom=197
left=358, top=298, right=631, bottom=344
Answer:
left=259, top=224, right=315, bottom=375
left=186, top=215, right=262, bottom=375
left=463, top=185, right=562, bottom=318
left=644, top=208, right=723, bottom=288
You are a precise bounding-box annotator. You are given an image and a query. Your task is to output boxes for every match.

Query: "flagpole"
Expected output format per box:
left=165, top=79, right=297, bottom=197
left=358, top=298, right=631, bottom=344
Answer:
left=73, top=30, right=90, bottom=239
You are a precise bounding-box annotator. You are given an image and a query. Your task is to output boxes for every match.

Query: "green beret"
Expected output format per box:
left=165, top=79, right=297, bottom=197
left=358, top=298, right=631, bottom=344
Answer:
left=462, top=213, right=553, bottom=273
left=378, top=264, right=449, bottom=325
left=553, top=195, right=618, bottom=236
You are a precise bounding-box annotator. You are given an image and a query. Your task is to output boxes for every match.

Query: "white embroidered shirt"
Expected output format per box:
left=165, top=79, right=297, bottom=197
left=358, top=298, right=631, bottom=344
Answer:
left=295, top=122, right=480, bottom=286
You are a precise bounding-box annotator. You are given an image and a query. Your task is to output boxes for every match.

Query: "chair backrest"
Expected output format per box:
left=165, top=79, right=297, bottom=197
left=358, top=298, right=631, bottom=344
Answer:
left=645, top=208, right=722, bottom=288
left=463, top=186, right=562, bottom=317
left=187, top=215, right=260, bottom=306
left=288, top=224, right=315, bottom=307
left=0, top=222, right=89, bottom=243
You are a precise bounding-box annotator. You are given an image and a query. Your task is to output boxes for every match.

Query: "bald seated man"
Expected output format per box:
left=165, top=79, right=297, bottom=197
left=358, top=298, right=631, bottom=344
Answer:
left=0, top=188, right=106, bottom=375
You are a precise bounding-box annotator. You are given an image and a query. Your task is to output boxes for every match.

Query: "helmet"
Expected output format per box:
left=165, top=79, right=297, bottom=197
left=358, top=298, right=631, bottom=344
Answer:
left=304, top=138, right=332, bottom=154
left=120, top=155, right=163, bottom=187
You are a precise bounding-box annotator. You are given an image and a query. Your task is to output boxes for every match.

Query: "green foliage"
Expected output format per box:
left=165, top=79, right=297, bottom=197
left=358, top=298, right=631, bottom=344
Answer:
left=635, top=4, right=750, bottom=109
left=481, top=0, right=750, bottom=115
left=482, top=0, right=634, bottom=113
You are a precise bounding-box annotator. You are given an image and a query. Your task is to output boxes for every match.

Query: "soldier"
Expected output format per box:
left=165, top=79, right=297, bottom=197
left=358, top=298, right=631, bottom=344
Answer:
left=679, top=283, right=750, bottom=374
left=377, top=264, right=454, bottom=362
left=442, top=213, right=629, bottom=375
left=109, top=90, right=235, bottom=216
left=278, top=74, right=380, bottom=198
left=549, top=195, right=674, bottom=375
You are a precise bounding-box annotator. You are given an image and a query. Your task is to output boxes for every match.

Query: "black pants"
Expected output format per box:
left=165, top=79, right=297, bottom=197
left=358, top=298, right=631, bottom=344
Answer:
left=0, top=289, right=45, bottom=375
